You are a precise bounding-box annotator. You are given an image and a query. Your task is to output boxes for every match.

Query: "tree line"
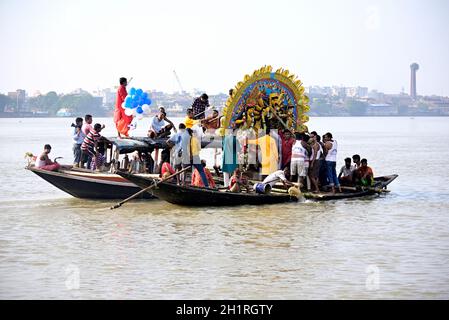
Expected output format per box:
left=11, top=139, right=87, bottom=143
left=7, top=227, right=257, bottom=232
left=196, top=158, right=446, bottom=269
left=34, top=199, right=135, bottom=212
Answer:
left=0, top=92, right=107, bottom=116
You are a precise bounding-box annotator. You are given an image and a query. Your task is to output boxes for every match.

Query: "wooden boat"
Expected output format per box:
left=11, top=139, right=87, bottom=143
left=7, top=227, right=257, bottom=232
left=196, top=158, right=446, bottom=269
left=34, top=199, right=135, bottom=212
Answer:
left=26, top=165, right=157, bottom=199
left=25, top=134, right=223, bottom=200
left=117, top=171, right=398, bottom=206
left=25, top=136, right=168, bottom=200
left=116, top=171, right=296, bottom=206
left=302, top=174, right=398, bottom=201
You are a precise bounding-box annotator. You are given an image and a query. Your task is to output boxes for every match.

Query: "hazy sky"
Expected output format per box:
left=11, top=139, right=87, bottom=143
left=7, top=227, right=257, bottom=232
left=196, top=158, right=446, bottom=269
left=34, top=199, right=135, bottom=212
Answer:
left=1, top=0, right=448, bottom=96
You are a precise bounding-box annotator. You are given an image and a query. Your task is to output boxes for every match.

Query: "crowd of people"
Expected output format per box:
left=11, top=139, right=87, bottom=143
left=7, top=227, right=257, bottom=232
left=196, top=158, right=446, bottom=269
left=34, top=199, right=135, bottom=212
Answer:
left=153, top=103, right=376, bottom=194
left=36, top=113, right=107, bottom=172
left=199, top=128, right=376, bottom=194
left=35, top=77, right=375, bottom=195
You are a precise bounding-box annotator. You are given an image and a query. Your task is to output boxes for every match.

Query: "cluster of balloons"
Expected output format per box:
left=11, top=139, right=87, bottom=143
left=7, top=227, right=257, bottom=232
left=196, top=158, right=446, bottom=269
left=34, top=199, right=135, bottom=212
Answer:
left=121, top=87, right=152, bottom=120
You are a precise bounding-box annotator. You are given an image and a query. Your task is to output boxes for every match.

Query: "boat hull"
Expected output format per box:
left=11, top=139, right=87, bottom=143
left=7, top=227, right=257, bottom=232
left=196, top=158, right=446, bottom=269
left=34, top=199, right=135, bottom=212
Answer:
left=28, top=167, right=155, bottom=200
left=118, top=172, right=398, bottom=205
left=117, top=172, right=295, bottom=206
left=303, top=174, right=398, bottom=201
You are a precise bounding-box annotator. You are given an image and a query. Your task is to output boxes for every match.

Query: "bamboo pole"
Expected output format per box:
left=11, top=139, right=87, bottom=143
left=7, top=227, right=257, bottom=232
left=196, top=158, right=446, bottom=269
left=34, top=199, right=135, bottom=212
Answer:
left=110, top=166, right=192, bottom=210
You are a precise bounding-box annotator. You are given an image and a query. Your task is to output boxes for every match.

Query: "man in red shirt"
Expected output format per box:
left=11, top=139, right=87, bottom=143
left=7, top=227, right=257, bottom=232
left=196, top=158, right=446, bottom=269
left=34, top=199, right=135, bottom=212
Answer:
left=114, top=77, right=133, bottom=138
left=279, top=129, right=295, bottom=171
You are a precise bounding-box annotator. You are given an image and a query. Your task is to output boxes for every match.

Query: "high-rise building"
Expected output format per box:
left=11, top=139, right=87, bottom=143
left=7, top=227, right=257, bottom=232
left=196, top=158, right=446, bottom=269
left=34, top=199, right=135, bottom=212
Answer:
left=410, top=63, right=419, bottom=99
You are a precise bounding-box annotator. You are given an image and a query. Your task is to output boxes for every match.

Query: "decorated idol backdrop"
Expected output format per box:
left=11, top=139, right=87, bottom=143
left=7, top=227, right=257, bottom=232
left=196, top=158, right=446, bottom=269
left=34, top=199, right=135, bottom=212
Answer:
left=221, top=66, right=310, bottom=133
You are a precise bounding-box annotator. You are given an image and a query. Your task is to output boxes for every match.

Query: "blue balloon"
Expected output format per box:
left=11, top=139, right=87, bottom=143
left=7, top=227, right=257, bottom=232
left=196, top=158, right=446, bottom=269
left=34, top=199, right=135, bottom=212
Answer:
left=132, top=100, right=138, bottom=108
left=146, top=98, right=152, bottom=105
left=125, top=96, right=133, bottom=104
left=136, top=88, right=143, bottom=97
left=142, top=92, right=148, bottom=99
left=129, top=87, right=136, bottom=96
left=125, top=100, right=132, bottom=108
left=136, top=106, right=143, bottom=114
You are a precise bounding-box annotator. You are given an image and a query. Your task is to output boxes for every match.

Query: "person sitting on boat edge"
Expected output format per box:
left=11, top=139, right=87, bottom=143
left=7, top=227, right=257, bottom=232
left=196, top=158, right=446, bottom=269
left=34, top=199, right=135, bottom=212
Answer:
left=148, top=110, right=173, bottom=139
left=81, top=123, right=104, bottom=170
left=229, top=168, right=251, bottom=193
left=36, top=144, right=60, bottom=171
left=191, top=160, right=216, bottom=188
left=338, top=157, right=355, bottom=186
left=159, top=107, right=177, bottom=133
left=351, top=154, right=362, bottom=184
left=355, top=158, right=374, bottom=186
left=352, top=154, right=361, bottom=170
left=157, top=148, right=177, bottom=181
left=71, top=117, right=84, bottom=168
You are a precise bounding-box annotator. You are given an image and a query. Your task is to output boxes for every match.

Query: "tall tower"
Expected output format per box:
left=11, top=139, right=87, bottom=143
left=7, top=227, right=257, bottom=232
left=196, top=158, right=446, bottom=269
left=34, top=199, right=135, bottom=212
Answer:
left=410, top=63, right=419, bottom=99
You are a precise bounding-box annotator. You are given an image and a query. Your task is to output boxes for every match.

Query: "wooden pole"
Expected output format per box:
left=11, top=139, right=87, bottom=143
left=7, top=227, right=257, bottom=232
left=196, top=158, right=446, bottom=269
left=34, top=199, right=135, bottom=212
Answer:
left=110, top=165, right=192, bottom=210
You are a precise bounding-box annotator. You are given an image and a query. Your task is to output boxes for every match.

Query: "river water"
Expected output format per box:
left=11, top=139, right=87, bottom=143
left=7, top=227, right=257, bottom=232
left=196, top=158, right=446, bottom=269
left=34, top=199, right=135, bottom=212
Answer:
left=0, top=116, right=448, bottom=299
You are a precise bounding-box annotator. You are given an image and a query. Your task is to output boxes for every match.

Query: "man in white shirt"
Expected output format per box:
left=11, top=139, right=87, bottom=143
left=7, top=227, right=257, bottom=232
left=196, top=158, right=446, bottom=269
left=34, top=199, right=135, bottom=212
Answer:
left=338, top=157, right=355, bottom=186
left=148, top=111, right=174, bottom=139
left=260, top=167, right=293, bottom=188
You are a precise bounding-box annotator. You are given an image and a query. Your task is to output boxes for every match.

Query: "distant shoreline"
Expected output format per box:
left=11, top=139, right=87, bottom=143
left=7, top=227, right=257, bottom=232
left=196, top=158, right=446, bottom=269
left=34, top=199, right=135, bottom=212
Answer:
left=1, top=114, right=448, bottom=119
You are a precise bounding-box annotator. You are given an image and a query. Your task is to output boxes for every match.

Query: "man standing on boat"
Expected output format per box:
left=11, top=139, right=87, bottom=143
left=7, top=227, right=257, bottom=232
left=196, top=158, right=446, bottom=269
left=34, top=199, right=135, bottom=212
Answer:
left=191, top=93, right=209, bottom=120
left=114, top=77, right=133, bottom=138
left=323, top=132, right=342, bottom=193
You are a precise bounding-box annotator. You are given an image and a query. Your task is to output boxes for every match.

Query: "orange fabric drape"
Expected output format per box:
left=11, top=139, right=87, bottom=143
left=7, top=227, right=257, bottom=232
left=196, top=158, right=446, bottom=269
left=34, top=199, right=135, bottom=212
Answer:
left=114, top=85, right=133, bottom=136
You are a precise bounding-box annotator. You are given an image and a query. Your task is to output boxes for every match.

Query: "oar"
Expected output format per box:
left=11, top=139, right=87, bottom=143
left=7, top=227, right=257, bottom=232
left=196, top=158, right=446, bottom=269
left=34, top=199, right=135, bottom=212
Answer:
left=110, top=165, right=192, bottom=210
left=194, top=105, right=215, bottom=118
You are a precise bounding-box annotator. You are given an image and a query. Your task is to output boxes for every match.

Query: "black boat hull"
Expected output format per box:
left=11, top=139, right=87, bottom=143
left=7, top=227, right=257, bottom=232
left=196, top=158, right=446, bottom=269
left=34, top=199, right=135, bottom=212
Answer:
left=118, top=172, right=398, bottom=206
left=117, top=172, right=295, bottom=206
left=28, top=167, right=155, bottom=199
left=303, top=174, right=398, bottom=201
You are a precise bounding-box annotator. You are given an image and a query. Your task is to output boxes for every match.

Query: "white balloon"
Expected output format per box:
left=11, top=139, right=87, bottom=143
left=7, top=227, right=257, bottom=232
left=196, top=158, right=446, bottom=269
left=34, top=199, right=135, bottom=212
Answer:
left=141, top=104, right=150, bottom=113
left=121, top=102, right=126, bottom=109
left=124, top=108, right=134, bottom=116
left=136, top=113, right=144, bottom=120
